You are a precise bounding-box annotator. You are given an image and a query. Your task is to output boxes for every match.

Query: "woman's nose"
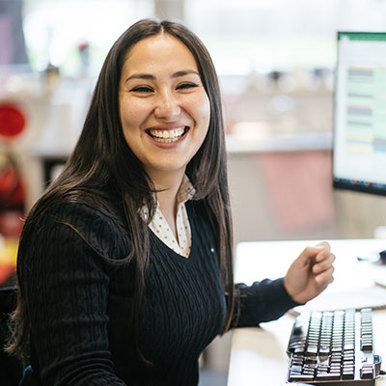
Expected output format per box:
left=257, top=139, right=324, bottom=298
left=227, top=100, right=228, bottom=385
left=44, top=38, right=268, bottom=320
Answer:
left=154, top=90, right=181, bottom=121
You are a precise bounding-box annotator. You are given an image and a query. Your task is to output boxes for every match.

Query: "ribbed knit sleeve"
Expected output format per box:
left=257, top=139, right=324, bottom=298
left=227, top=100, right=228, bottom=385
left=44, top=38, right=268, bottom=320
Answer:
left=19, top=204, right=128, bottom=386
left=232, top=278, right=299, bottom=328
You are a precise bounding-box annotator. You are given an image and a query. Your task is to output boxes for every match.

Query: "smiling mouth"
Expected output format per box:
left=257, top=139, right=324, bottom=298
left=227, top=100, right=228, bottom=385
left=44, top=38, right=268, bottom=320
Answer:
left=146, top=127, right=189, bottom=143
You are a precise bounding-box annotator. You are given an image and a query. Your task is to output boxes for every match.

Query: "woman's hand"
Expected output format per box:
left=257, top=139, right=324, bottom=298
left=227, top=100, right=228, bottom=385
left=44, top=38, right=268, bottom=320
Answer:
left=284, top=242, right=335, bottom=304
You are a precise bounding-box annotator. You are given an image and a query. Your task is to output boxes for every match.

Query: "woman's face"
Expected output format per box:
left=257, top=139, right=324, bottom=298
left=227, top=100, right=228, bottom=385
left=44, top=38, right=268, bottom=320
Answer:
left=118, top=33, right=210, bottom=182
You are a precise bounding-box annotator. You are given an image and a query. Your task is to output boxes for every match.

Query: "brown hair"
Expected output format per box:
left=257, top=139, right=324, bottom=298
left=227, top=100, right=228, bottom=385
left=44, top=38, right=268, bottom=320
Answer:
left=6, top=18, right=235, bottom=363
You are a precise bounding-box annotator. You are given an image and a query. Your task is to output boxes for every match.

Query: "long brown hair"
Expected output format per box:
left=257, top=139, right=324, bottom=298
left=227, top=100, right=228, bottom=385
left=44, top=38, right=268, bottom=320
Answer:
left=6, top=18, right=235, bottom=363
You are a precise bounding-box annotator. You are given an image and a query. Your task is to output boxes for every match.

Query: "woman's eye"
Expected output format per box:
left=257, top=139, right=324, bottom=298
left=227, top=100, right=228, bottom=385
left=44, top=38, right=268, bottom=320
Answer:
left=131, top=86, right=153, bottom=93
left=177, top=82, right=198, bottom=90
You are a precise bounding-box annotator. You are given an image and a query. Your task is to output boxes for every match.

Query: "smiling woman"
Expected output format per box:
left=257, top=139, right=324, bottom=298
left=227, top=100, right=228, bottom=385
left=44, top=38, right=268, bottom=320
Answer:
left=6, top=18, right=335, bottom=386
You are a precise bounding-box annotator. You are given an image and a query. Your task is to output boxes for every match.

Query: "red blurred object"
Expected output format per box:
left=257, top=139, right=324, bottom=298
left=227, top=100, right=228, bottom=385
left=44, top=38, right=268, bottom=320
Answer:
left=0, top=156, right=25, bottom=238
left=0, top=161, right=25, bottom=208
left=0, top=104, right=26, bottom=138
left=0, top=210, right=24, bottom=238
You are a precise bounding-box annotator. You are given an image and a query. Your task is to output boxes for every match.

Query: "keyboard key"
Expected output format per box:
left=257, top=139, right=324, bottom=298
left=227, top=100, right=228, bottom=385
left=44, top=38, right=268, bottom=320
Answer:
left=305, top=345, right=318, bottom=356
left=319, top=346, right=330, bottom=355
left=317, top=364, right=329, bottom=372
left=289, top=373, right=314, bottom=382
left=289, top=365, right=302, bottom=374
left=315, top=372, right=341, bottom=380
left=342, top=372, right=355, bottom=380
left=360, top=365, right=374, bottom=379
left=361, top=341, right=373, bottom=351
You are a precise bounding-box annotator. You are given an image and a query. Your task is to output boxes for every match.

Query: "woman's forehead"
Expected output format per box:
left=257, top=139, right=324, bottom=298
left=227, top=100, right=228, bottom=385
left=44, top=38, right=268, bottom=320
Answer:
left=122, top=33, right=199, bottom=76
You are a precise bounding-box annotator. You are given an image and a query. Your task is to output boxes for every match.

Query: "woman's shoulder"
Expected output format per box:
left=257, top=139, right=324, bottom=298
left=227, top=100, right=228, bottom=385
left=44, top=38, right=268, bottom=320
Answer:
left=36, top=188, right=123, bottom=230
left=21, top=188, right=129, bottom=258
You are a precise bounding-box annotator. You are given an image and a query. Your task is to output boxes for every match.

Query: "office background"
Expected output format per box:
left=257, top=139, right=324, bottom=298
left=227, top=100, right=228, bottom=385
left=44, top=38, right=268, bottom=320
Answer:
left=1, top=0, right=386, bottom=384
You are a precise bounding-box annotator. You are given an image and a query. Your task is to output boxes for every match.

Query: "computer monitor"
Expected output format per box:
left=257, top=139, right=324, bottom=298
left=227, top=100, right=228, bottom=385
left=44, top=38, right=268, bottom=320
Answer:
left=333, top=32, right=386, bottom=197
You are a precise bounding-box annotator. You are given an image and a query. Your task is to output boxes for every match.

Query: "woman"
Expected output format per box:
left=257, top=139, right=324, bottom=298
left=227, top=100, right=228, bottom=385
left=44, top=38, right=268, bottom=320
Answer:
left=7, top=19, right=335, bottom=385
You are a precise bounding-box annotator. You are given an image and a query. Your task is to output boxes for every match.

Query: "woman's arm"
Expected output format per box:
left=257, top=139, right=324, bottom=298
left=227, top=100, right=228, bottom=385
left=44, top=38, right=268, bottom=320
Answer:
left=232, top=278, right=299, bottom=328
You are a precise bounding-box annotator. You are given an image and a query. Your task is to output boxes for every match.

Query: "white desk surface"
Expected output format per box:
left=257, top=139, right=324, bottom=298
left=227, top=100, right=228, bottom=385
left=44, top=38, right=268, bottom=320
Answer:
left=228, top=239, right=386, bottom=386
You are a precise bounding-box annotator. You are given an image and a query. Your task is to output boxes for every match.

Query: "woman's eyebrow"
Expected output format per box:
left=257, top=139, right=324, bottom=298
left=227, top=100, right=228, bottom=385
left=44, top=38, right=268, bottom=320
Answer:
left=172, top=70, right=200, bottom=78
left=125, top=73, right=154, bottom=83
left=125, top=70, right=200, bottom=83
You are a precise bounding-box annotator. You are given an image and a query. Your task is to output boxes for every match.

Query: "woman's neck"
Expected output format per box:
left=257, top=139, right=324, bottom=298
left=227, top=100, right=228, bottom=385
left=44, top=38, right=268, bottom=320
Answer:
left=148, top=170, right=185, bottom=238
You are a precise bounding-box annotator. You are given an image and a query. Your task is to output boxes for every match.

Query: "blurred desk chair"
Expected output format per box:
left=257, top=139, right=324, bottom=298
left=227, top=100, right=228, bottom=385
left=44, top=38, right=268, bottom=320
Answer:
left=0, top=286, right=23, bottom=385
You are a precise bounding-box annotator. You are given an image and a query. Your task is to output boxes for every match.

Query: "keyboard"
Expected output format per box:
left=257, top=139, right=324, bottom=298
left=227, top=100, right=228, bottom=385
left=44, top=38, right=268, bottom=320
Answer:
left=286, top=308, right=382, bottom=385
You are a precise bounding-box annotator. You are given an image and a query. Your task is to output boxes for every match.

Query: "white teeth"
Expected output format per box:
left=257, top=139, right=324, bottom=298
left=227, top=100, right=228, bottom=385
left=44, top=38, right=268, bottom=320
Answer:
left=149, top=127, right=185, bottom=138
left=148, top=127, right=187, bottom=142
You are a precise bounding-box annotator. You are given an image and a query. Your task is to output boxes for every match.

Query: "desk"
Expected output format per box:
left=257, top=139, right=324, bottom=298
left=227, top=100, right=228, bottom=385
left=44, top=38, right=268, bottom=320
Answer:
left=228, top=239, right=386, bottom=385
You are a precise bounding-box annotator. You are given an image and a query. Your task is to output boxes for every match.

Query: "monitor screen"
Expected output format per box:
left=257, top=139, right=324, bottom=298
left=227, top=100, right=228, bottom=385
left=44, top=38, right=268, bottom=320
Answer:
left=333, top=32, right=386, bottom=196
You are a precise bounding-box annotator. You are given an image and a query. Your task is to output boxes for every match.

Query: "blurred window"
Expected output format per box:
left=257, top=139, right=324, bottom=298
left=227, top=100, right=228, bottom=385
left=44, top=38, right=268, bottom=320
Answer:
left=184, top=0, right=386, bottom=75
left=0, top=0, right=29, bottom=68
left=22, top=0, right=154, bottom=75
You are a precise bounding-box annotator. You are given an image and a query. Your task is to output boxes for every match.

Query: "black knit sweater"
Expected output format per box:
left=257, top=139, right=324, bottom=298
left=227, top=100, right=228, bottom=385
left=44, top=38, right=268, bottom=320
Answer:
left=18, top=198, right=297, bottom=386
